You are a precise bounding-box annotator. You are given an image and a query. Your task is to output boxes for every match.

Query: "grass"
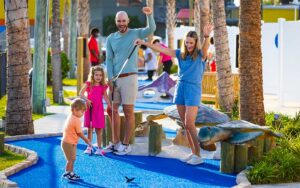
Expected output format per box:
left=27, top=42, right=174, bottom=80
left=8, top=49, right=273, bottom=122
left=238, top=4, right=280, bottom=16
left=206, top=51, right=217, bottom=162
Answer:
left=0, top=95, right=50, bottom=121
left=46, top=86, right=76, bottom=106
left=0, top=86, right=76, bottom=120
left=62, top=78, right=77, bottom=86
left=0, top=149, right=26, bottom=171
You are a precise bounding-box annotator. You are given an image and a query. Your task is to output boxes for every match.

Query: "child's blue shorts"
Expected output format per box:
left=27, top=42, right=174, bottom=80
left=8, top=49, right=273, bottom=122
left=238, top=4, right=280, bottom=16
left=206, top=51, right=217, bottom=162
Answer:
left=173, top=81, right=201, bottom=106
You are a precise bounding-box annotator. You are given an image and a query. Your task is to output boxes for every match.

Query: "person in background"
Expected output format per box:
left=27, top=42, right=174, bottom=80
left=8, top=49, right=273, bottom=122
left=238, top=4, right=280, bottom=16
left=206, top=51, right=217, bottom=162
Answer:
left=207, top=37, right=216, bottom=72
left=88, top=28, right=101, bottom=67
left=152, top=39, right=173, bottom=75
left=140, top=44, right=157, bottom=81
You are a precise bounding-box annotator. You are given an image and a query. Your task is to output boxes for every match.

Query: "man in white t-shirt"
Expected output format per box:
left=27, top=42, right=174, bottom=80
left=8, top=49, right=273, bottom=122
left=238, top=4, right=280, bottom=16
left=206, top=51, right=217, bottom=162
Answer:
left=140, top=44, right=157, bottom=81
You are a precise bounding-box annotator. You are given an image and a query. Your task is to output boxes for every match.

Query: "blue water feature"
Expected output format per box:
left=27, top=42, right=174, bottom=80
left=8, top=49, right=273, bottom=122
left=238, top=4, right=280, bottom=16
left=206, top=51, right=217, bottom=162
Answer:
left=8, top=136, right=237, bottom=188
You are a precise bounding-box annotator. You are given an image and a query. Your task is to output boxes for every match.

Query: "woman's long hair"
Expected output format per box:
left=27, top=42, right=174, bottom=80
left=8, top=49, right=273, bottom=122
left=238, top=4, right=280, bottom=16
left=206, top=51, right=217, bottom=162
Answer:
left=181, top=31, right=200, bottom=61
left=88, top=66, right=107, bottom=87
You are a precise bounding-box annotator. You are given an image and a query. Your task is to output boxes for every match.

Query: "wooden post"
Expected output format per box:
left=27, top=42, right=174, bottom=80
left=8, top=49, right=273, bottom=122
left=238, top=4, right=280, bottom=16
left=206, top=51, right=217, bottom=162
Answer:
left=104, top=114, right=112, bottom=146
left=134, top=111, right=143, bottom=128
left=76, top=37, right=85, bottom=95
left=264, top=137, right=275, bottom=153
left=234, top=144, right=248, bottom=173
left=248, top=139, right=264, bottom=164
left=221, top=141, right=235, bottom=173
left=148, top=121, right=163, bottom=156
left=0, top=132, right=4, bottom=155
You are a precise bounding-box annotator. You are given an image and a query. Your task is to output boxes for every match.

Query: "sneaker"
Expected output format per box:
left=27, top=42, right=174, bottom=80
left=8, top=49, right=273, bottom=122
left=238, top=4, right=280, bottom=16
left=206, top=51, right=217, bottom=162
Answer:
left=186, top=154, right=204, bottom=165
left=115, top=144, right=132, bottom=155
left=180, top=153, right=194, bottom=162
left=62, top=172, right=70, bottom=178
left=83, top=146, right=93, bottom=155
left=94, top=147, right=103, bottom=155
left=64, top=172, right=80, bottom=181
left=103, top=142, right=121, bottom=153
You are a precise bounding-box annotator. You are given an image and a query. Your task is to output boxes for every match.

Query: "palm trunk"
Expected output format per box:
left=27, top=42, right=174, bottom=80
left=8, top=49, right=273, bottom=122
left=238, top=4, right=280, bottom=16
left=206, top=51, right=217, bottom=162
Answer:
left=146, top=0, right=154, bottom=42
left=239, top=0, right=265, bottom=125
left=77, top=0, right=90, bottom=82
left=68, top=0, right=78, bottom=79
left=32, top=0, right=50, bottom=114
left=211, top=0, right=234, bottom=112
left=200, top=0, right=210, bottom=44
left=195, top=0, right=210, bottom=46
left=51, top=0, right=62, bottom=103
left=194, top=0, right=201, bottom=43
left=63, top=0, right=70, bottom=56
left=166, top=0, right=176, bottom=49
left=4, top=0, right=34, bottom=135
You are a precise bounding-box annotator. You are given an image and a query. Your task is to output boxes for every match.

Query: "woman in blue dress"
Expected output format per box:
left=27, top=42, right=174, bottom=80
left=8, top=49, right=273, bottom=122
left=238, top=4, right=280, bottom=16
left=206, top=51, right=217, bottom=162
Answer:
left=135, top=24, right=213, bottom=165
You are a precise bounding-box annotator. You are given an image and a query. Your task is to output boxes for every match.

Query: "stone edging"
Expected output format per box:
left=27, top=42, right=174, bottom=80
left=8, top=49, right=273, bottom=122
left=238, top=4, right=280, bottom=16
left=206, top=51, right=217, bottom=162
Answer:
left=0, top=133, right=62, bottom=188
left=233, top=170, right=251, bottom=188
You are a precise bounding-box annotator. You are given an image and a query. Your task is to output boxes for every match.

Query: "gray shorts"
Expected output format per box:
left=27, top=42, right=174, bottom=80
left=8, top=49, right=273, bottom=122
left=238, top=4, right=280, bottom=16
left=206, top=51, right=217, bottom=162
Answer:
left=109, top=74, right=138, bottom=105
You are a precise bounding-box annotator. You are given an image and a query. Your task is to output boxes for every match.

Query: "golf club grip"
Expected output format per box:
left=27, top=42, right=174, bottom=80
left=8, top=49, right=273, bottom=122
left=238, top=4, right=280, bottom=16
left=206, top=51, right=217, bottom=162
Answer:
left=90, top=105, right=92, bottom=121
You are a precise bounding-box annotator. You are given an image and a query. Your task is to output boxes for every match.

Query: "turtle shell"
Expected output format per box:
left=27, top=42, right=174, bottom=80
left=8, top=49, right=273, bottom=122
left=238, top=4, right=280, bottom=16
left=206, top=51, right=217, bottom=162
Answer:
left=216, top=120, right=281, bottom=138
left=163, top=104, right=230, bottom=125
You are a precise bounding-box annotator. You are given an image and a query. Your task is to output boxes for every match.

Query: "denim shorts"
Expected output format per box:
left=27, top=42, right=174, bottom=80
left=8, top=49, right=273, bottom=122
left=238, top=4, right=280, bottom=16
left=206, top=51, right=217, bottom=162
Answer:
left=173, top=81, right=201, bottom=106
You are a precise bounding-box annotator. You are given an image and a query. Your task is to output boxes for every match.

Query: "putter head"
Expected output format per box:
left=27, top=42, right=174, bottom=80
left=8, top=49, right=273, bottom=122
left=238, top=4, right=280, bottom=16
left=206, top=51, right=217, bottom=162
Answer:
left=125, top=177, right=135, bottom=183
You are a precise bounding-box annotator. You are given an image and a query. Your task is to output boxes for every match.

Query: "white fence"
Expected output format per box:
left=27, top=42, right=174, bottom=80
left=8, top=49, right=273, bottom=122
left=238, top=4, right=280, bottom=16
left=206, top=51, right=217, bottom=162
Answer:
left=170, top=19, right=300, bottom=107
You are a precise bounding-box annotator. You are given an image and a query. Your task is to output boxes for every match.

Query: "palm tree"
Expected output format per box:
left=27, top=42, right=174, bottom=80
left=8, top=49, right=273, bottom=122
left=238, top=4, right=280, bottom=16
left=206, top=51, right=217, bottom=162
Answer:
left=239, top=0, right=265, bottom=124
left=199, top=0, right=210, bottom=43
left=194, top=0, right=201, bottom=43
left=63, top=0, right=70, bottom=56
left=77, top=0, right=90, bottom=81
left=194, top=0, right=210, bottom=45
left=68, top=0, right=78, bottom=79
left=32, top=0, right=50, bottom=114
left=211, top=0, right=234, bottom=112
left=166, top=0, right=176, bottom=49
left=4, top=0, right=34, bottom=135
left=51, top=0, right=63, bottom=103
left=146, top=0, right=154, bottom=42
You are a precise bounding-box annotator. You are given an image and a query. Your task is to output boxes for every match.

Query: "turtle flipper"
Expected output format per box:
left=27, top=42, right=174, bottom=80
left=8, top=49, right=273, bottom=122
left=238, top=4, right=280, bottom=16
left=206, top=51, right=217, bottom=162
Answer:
left=227, top=131, right=264, bottom=144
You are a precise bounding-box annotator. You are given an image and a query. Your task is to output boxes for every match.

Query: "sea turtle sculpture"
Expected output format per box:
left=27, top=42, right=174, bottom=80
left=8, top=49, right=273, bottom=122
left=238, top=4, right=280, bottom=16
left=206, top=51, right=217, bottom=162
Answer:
left=147, top=104, right=230, bottom=126
left=198, top=120, right=282, bottom=150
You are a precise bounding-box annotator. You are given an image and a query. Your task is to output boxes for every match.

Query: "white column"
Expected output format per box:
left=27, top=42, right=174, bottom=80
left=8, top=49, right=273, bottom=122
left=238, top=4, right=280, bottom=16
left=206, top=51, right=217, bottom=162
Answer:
left=278, top=18, right=285, bottom=107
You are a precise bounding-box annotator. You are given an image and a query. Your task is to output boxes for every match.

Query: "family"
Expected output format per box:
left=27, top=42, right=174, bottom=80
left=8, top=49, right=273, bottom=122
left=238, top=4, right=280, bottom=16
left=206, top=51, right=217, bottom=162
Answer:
left=60, top=6, right=213, bottom=181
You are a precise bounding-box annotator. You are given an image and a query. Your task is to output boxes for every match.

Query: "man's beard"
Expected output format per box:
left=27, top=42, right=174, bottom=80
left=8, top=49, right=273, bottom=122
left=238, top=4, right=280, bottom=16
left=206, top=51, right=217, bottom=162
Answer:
left=118, top=26, right=128, bottom=33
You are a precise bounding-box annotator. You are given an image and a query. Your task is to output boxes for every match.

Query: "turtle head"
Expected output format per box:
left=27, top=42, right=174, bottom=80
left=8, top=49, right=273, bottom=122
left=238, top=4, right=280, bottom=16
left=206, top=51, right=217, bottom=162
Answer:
left=198, top=126, right=231, bottom=146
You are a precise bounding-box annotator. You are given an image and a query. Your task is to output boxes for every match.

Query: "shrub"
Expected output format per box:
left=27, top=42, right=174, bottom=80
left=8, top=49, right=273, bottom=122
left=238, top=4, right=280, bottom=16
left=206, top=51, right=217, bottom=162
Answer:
left=47, top=51, right=70, bottom=85
left=170, top=64, right=178, bottom=74
left=247, top=137, right=300, bottom=184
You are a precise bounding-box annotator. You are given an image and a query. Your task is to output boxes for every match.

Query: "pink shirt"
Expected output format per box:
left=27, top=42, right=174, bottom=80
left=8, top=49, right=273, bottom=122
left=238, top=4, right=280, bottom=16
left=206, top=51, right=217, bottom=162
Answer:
left=160, top=44, right=172, bottom=63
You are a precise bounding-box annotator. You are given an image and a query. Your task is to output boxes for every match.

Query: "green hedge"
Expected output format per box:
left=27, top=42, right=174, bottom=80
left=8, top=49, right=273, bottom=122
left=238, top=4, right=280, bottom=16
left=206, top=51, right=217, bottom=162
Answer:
left=47, top=51, right=70, bottom=85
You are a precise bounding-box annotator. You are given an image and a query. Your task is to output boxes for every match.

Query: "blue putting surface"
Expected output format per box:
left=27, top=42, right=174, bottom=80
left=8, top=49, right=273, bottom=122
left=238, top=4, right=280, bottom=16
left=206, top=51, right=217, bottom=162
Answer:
left=8, top=136, right=237, bottom=188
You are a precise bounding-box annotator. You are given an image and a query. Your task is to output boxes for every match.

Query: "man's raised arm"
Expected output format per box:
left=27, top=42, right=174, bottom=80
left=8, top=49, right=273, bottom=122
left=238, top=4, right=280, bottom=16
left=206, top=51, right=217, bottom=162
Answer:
left=138, top=7, right=156, bottom=39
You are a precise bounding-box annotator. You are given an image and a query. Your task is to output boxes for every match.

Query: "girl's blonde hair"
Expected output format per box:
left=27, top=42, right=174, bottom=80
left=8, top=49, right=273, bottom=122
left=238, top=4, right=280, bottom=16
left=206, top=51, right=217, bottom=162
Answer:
left=88, top=66, right=107, bottom=86
left=181, top=31, right=200, bottom=61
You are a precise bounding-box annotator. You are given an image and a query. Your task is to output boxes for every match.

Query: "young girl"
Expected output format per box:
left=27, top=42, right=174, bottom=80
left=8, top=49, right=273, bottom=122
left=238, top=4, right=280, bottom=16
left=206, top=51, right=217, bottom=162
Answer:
left=79, top=66, right=111, bottom=155
left=135, top=24, right=213, bottom=165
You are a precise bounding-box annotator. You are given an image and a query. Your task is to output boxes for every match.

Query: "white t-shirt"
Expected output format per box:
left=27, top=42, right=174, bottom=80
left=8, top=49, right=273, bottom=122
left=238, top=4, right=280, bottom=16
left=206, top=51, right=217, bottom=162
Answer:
left=144, top=48, right=158, bottom=70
